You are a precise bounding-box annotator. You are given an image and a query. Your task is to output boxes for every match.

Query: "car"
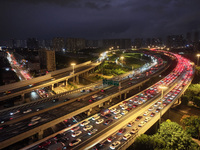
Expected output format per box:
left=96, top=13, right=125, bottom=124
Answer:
left=121, top=105, right=128, bottom=110
left=114, top=114, right=122, bottom=119
left=119, top=103, right=125, bottom=107
left=113, top=109, right=120, bottom=114
left=132, top=104, right=138, bottom=108
left=138, top=121, right=146, bottom=127
left=104, top=114, right=112, bottom=118
left=157, top=100, right=162, bottom=104
left=101, top=89, right=105, bottom=92
left=107, top=135, right=116, bottom=142
left=10, top=110, right=20, bottom=115
left=71, top=126, right=80, bottom=132
left=36, top=107, right=43, bottom=111
left=92, top=94, right=98, bottom=99
left=123, top=133, right=132, bottom=140
left=118, top=128, right=125, bottom=134
left=163, top=102, right=168, bottom=106
left=104, top=119, right=113, bottom=125
left=143, top=111, right=149, bottom=116
left=92, top=114, right=100, bottom=120
left=130, top=127, right=138, bottom=134
left=144, top=117, right=151, bottom=122
left=23, top=109, right=32, bottom=114
left=80, top=89, right=85, bottom=93
left=80, top=120, right=90, bottom=126
left=96, top=119, right=104, bottom=124
left=89, top=99, right=94, bottom=103
left=127, top=121, right=134, bottom=127
left=83, top=125, right=93, bottom=131
left=38, top=140, right=51, bottom=148
left=148, top=106, right=154, bottom=111
left=110, top=108, right=116, bottom=112
left=88, top=128, right=98, bottom=135
left=28, top=121, right=39, bottom=126
left=154, top=103, right=158, bottom=107
left=71, top=130, right=82, bottom=137
left=93, top=143, right=104, bottom=150
left=31, top=116, right=41, bottom=122
left=135, top=116, right=143, bottom=121
left=64, top=98, right=70, bottom=102
left=110, top=141, right=121, bottom=149
left=150, top=112, right=155, bottom=117
left=121, top=110, right=128, bottom=115
left=69, top=138, right=81, bottom=146
left=52, top=98, right=59, bottom=103
left=155, top=108, right=160, bottom=113
left=158, top=106, right=163, bottom=110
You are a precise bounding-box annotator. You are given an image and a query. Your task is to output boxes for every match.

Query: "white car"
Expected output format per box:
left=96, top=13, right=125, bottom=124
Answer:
left=110, top=108, right=116, bottom=112
left=88, top=128, right=98, bottom=135
left=113, top=110, right=120, bottom=114
left=127, top=121, right=134, bottom=127
left=83, top=125, right=93, bottom=131
left=92, top=114, right=100, bottom=120
left=28, top=121, right=38, bottom=126
left=144, top=117, right=151, bottom=122
left=10, top=110, right=20, bottom=115
left=130, top=127, right=138, bottom=134
left=71, top=130, right=82, bottom=137
left=121, top=105, right=128, bottom=110
left=123, top=133, right=132, bottom=140
left=119, top=103, right=125, bottom=107
left=138, top=121, right=146, bottom=127
left=23, top=109, right=32, bottom=114
left=69, top=139, right=81, bottom=146
left=80, top=120, right=90, bottom=126
left=96, top=119, right=104, bottom=124
left=31, top=116, right=41, bottom=122
left=110, top=141, right=121, bottom=149
left=114, top=114, right=122, bottom=119
left=121, top=110, right=128, bottom=115
left=143, top=111, right=149, bottom=116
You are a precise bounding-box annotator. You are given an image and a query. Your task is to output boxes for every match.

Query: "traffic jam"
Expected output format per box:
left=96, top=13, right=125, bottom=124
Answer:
left=26, top=51, right=194, bottom=150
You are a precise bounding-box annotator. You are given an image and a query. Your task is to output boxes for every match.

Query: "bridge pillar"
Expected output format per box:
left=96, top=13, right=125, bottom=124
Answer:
left=65, top=79, right=68, bottom=86
left=138, top=86, right=141, bottom=91
left=21, top=93, right=25, bottom=102
left=119, top=94, right=122, bottom=100
left=124, top=93, right=127, bottom=99
left=52, top=84, right=54, bottom=90
left=76, top=75, right=79, bottom=84
left=99, top=103, right=103, bottom=108
left=73, top=76, right=75, bottom=83
left=87, top=108, right=93, bottom=116
left=109, top=98, right=112, bottom=103
left=38, top=130, right=43, bottom=140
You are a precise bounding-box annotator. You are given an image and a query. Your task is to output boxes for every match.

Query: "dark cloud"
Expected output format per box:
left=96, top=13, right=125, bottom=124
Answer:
left=0, top=0, right=200, bottom=41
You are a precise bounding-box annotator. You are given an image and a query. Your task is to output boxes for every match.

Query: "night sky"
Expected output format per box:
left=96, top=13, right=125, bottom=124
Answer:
left=0, top=0, right=200, bottom=41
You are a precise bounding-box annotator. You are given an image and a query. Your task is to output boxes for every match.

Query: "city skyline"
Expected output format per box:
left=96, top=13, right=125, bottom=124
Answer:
left=0, top=0, right=200, bottom=42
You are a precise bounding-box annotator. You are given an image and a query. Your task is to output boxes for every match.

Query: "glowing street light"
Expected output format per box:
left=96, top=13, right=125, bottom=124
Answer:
left=196, top=54, right=200, bottom=66
left=120, top=56, right=124, bottom=64
left=158, top=85, right=167, bottom=126
left=71, top=63, right=76, bottom=74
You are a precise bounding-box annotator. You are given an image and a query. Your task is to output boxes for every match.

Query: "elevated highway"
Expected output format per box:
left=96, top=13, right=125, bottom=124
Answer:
left=0, top=52, right=173, bottom=149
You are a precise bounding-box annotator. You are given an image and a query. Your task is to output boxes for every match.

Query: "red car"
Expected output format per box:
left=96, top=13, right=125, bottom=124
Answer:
left=38, top=140, right=51, bottom=148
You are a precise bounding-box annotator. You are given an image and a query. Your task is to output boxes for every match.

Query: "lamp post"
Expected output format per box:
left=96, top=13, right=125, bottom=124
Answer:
left=71, top=63, right=76, bottom=74
left=120, top=56, right=124, bottom=65
left=197, top=54, right=200, bottom=66
left=158, top=85, right=167, bottom=126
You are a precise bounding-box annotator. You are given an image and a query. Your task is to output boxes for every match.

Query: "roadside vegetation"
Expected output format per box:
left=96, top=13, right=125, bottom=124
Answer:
left=129, top=120, right=199, bottom=150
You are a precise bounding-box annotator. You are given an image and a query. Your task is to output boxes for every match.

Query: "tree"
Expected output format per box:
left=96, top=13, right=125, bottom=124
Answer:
left=181, top=95, right=190, bottom=105
left=181, top=115, right=200, bottom=139
left=193, top=96, right=200, bottom=107
left=132, top=134, right=154, bottom=150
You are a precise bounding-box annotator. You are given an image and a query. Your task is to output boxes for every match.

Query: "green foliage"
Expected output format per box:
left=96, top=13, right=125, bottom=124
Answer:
left=131, top=121, right=199, bottom=150
left=193, top=96, right=200, bottom=107
left=181, top=115, right=200, bottom=139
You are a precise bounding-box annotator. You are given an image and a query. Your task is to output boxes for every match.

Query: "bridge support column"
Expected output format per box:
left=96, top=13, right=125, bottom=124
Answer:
left=119, top=94, right=122, bottom=100
left=109, top=98, right=112, bottom=103
left=38, top=130, right=43, bottom=140
left=52, top=84, right=54, bottom=90
left=65, top=79, right=68, bottom=86
left=124, top=93, right=127, bottom=99
left=87, top=108, right=93, bottom=116
left=73, top=76, right=75, bottom=83
left=138, top=86, right=141, bottom=91
left=21, top=93, right=25, bottom=102
left=76, top=75, right=79, bottom=84
left=99, top=103, right=103, bottom=108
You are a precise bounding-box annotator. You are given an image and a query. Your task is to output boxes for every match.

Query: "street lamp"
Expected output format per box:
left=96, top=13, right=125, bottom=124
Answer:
left=71, top=63, right=76, bottom=74
left=158, top=85, right=167, bottom=126
left=120, top=56, right=124, bottom=64
left=197, top=54, right=200, bottom=66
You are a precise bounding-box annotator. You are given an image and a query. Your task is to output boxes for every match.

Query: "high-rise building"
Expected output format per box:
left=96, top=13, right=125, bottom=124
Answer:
left=66, top=38, right=86, bottom=52
left=194, top=31, right=199, bottom=42
left=186, top=32, right=192, bottom=45
left=133, top=38, right=143, bottom=48
left=166, top=35, right=185, bottom=48
left=38, top=49, right=56, bottom=72
left=27, top=38, right=39, bottom=50
left=52, top=37, right=66, bottom=52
